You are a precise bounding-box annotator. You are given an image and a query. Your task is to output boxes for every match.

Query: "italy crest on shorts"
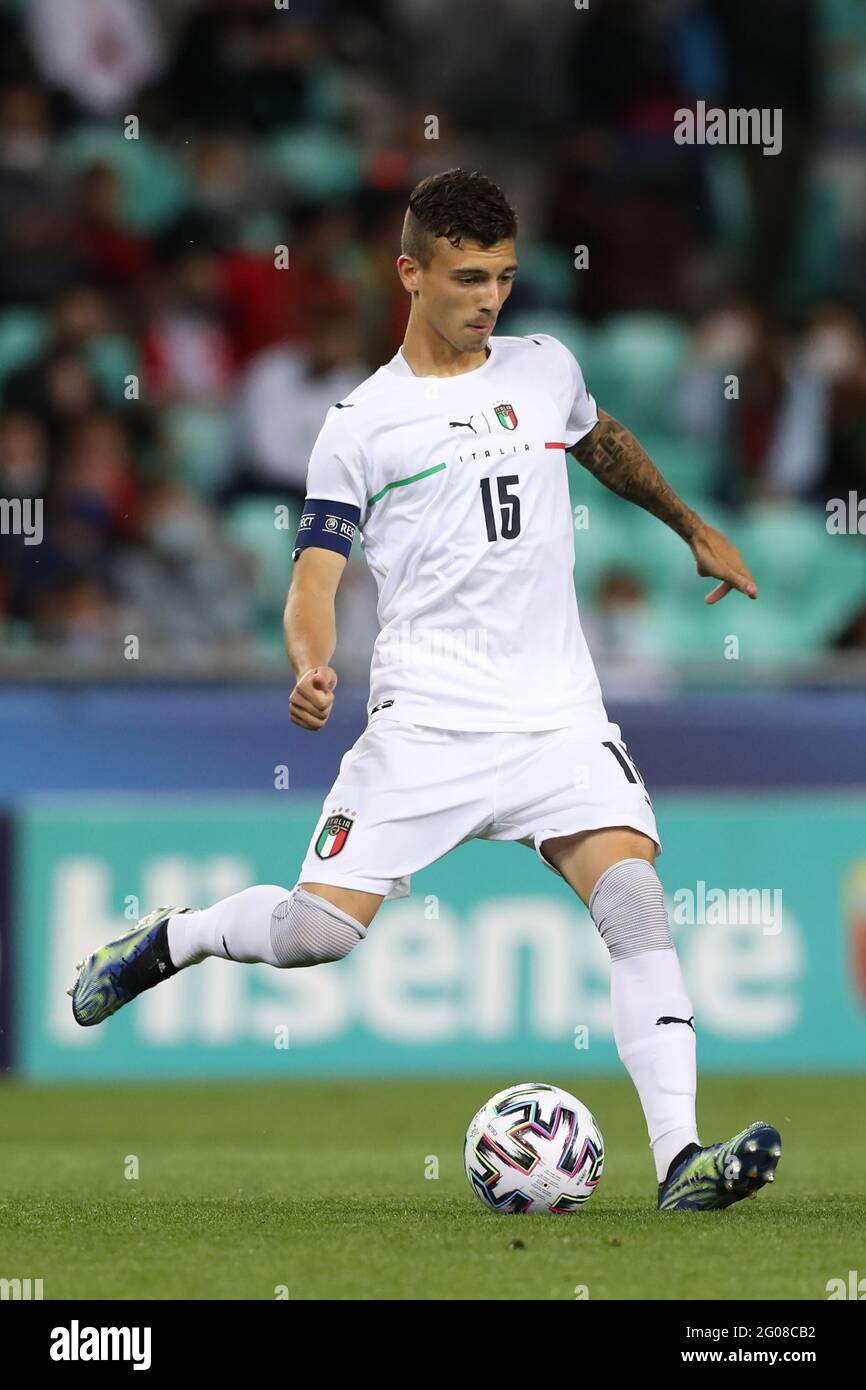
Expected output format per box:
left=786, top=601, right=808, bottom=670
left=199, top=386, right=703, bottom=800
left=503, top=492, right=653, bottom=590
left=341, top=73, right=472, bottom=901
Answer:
left=315, top=813, right=353, bottom=859
left=494, top=400, right=518, bottom=430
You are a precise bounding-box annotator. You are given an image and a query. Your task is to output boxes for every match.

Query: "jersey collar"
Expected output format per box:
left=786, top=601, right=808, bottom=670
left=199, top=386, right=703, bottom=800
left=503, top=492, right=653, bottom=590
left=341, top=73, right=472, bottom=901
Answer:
left=387, top=340, right=495, bottom=380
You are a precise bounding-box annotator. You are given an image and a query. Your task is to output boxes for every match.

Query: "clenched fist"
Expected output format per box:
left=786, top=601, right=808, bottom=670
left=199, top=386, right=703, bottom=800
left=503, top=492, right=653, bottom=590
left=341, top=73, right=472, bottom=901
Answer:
left=290, top=665, right=338, bottom=730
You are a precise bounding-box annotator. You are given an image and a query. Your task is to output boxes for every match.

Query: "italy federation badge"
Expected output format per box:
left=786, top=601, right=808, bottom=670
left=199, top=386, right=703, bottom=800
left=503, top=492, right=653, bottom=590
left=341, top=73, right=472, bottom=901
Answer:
left=315, top=812, right=354, bottom=859
left=493, top=400, right=518, bottom=430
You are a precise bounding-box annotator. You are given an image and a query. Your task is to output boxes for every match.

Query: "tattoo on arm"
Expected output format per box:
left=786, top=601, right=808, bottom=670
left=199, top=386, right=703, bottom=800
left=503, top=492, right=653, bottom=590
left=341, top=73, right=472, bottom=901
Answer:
left=570, top=410, right=701, bottom=542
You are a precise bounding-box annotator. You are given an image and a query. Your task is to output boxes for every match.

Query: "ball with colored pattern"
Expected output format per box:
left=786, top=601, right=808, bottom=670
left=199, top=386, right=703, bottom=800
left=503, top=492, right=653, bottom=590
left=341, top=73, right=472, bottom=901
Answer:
left=464, top=1081, right=604, bottom=1213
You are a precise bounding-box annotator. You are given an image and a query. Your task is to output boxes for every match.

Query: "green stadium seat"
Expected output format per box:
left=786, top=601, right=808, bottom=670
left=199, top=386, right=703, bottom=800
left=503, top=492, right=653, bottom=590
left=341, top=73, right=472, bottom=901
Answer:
left=0, top=617, right=35, bottom=649
left=636, top=432, right=721, bottom=506
left=803, top=531, right=866, bottom=643
left=590, top=314, right=688, bottom=434
left=705, top=151, right=752, bottom=257
left=638, top=600, right=717, bottom=661
left=237, top=211, right=285, bottom=254
left=822, top=0, right=866, bottom=105
left=0, top=309, right=48, bottom=389
left=570, top=476, right=631, bottom=591
left=823, top=0, right=866, bottom=42
left=267, top=127, right=362, bottom=198
left=693, top=593, right=809, bottom=661
left=738, top=502, right=842, bottom=603
left=84, top=334, right=141, bottom=403
left=253, top=613, right=289, bottom=658
left=305, top=65, right=353, bottom=126
left=570, top=471, right=734, bottom=601
left=644, top=590, right=802, bottom=665
left=790, top=176, right=844, bottom=303
left=506, top=246, right=578, bottom=309
left=224, top=495, right=296, bottom=616
left=60, top=126, right=190, bottom=230
left=163, top=404, right=233, bottom=497
left=498, top=310, right=594, bottom=365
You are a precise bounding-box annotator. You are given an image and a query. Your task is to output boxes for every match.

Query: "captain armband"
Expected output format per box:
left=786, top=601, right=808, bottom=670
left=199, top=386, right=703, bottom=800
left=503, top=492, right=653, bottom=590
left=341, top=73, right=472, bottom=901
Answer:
left=292, top=498, right=361, bottom=562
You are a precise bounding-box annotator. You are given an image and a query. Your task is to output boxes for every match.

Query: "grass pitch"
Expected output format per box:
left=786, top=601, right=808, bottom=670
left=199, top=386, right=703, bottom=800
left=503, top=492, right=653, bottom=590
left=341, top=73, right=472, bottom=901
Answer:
left=0, top=1074, right=863, bottom=1300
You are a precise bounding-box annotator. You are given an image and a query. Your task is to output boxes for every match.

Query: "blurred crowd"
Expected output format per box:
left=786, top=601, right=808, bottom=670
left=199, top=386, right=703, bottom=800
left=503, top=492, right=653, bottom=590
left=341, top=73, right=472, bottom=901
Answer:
left=0, top=0, right=865, bottom=675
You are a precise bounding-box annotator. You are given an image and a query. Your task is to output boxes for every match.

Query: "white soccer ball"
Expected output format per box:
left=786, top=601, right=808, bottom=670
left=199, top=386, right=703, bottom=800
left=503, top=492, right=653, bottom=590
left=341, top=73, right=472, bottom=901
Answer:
left=464, top=1081, right=604, bottom=1213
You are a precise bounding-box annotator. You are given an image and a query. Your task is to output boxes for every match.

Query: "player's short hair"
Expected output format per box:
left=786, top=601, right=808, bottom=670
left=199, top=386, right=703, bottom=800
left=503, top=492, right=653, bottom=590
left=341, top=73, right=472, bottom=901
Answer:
left=402, top=168, right=518, bottom=268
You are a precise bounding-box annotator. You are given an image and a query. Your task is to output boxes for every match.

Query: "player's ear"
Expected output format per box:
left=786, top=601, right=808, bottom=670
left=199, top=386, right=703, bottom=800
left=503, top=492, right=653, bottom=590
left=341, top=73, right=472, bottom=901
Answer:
left=397, top=254, right=420, bottom=294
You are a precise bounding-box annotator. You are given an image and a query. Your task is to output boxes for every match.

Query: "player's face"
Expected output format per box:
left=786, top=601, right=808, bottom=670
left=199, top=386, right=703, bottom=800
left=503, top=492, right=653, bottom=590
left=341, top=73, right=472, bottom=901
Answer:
left=412, top=238, right=518, bottom=353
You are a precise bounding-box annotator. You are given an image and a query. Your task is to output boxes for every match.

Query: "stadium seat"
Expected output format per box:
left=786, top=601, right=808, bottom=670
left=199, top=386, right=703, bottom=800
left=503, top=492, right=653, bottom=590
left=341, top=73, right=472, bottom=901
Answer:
left=224, top=495, right=296, bottom=617
left=505, top=246, right=577, bottom=309
left=663, top=498, right=866, bottom=660
left=802, top=530, right=866, bottom=643
left=84, top=334, right=141, bottom=403
left=570, top=472, right=734, bottom=599
left=705, top=151, right=752, bottom=257
left=693, top=591, right=809, bottom=661
left=252, top=612, right=289, bottom=658
left=790, top=176, right=844, bottom=302
left=738, top=501, right=847, bottom=603
left=0, top=309, right=48, bottom=389
left=305, top=65, right=354, bottom=126
left=499, top=310, right=594, bottom=366
left=163, top=404, right=233, bottom=497
left=577, top=499, right=685, bottom=593
left=60, top=126, right=190, bottom=230
left=267, top=127, right=362, bottom=198
left=0, top=617, right=35, bottom=650
left=570, top=474, right=632, bottom=591
left=621, top=592, right=808, bottom=666
left=642, top=600, right=707, bottom=660
left=590, top=314, right=689, bottom=434
left=636, top=432, right=722, bottom=506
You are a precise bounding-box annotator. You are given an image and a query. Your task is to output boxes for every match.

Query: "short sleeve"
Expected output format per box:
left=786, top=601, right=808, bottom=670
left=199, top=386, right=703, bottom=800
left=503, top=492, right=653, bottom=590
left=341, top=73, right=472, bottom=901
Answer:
left=303, top=405, right=366, bottom=510
left=292, top=405, right=367, bottom=562
left=533, top=333, right=599, bottom=447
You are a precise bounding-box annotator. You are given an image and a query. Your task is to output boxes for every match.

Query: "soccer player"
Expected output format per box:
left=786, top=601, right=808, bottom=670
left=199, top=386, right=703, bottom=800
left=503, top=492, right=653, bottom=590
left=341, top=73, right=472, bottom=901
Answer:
left=71, top=169, right=781, bottom=1212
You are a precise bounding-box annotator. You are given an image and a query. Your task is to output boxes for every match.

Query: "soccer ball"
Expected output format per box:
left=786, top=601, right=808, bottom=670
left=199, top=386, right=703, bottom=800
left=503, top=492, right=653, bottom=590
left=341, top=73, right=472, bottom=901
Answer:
left=464, top=1081, right=604, bottom=1213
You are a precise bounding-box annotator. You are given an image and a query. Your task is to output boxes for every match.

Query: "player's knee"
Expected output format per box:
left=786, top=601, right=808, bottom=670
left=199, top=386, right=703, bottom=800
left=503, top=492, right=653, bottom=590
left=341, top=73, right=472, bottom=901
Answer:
left=299, top=881, right=382, bottom=930
left=270, top=887, right=367, bottom=968
left=588, top=858, right=672, bottom=960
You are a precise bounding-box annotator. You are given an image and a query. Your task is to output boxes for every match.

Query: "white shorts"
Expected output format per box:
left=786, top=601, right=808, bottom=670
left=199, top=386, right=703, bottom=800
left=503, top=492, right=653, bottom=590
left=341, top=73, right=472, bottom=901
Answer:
left=296, top=714, right=661, bottom=900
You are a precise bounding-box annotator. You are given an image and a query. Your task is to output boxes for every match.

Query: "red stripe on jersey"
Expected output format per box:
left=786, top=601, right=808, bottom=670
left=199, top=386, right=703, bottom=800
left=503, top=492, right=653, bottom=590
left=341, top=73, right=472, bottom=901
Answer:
left=545, top=442, right=566, bottom=449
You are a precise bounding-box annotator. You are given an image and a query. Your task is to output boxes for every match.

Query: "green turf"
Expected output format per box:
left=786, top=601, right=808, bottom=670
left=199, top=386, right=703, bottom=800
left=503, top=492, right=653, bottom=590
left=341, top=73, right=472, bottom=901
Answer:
left=0, top=1075, right=863, bottom=1300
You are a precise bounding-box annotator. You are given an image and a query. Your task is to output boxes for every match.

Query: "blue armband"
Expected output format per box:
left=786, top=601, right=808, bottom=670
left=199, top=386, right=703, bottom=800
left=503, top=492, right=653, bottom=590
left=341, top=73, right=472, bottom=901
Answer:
left=292, top=498, right=361, bottom=562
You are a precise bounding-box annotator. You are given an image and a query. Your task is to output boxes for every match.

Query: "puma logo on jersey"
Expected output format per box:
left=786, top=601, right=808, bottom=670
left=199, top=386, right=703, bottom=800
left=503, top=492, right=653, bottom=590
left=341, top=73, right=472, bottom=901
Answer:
left=449, top=416, right=479, bottom=433
left=656, top=1015, right=695, bottom=1031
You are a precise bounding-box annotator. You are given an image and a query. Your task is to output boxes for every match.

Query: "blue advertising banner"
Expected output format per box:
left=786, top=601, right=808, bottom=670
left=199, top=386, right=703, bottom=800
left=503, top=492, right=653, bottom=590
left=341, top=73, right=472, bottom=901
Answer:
left=13, top=794, right=866, bottom=1079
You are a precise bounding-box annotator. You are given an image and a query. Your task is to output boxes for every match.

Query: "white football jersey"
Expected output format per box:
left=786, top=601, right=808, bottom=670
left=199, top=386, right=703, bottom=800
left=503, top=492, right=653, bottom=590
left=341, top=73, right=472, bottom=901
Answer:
left=294, top=332, right=610, bottom=731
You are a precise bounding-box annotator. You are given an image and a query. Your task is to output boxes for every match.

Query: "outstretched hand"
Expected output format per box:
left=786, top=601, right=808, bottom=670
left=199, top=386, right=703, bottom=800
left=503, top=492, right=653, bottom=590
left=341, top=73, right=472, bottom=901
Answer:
left=690, top=523, right=758, bottom=604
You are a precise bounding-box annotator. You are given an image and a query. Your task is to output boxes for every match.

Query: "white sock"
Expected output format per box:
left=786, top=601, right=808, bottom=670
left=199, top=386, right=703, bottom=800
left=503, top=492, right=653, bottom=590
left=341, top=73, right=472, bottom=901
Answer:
left=610, top=948, right=700, bottom=1182
left=167, top=885, right=290, bottom=968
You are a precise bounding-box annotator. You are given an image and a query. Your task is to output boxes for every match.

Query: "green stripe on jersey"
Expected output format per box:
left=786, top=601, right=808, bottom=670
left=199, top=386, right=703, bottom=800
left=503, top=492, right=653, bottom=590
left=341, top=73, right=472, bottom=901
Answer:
left=367, top=462, right=447, bottom=508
